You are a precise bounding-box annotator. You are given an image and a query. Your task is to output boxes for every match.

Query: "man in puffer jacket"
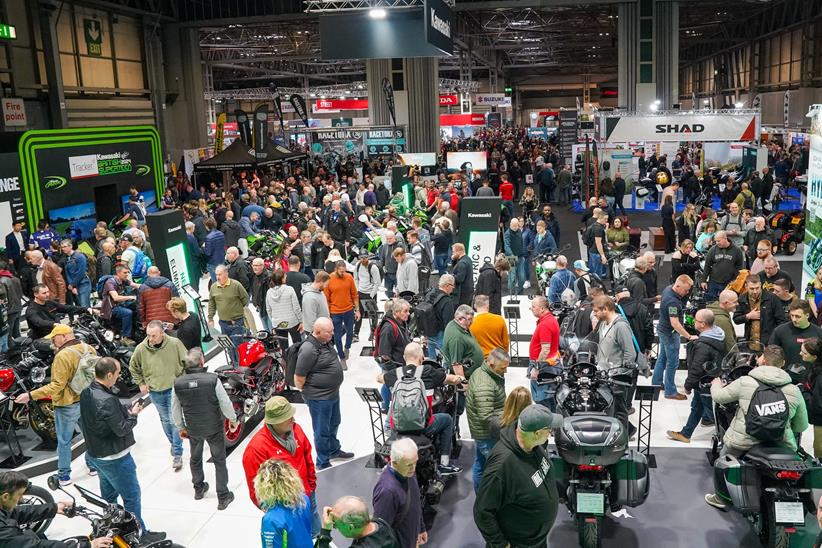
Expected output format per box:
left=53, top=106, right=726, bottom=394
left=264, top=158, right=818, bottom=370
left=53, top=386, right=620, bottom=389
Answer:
left=705, top=344, right=808, bottom=510
left=466, top=349, right=509, bottom=492
left=667, top=309, right=726, bottom=444
left=137, top=267, right=178, bottom=328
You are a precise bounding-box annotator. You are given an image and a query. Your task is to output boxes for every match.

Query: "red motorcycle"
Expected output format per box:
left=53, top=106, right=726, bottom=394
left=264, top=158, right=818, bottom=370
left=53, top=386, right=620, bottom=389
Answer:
left=217, top=331, right=289, bottom=448
left=0, top=339, right=57, bottom=445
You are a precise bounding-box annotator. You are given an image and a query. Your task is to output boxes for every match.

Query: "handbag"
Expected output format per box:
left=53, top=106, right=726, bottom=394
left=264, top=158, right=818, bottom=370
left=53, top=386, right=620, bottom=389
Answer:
left=616, top=304, right=650, bottom=375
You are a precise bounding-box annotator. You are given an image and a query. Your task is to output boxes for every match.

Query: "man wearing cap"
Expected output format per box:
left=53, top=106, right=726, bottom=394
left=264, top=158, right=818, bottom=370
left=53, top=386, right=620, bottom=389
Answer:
left=15, top=324, right=97, bottom=485
left=474, top=404, right=563, bottom=548
left=172, top=348, right=237, bottom=510
left=572, top=259, right=598, bottom=301
left=242, top=395, right=319, bottom=534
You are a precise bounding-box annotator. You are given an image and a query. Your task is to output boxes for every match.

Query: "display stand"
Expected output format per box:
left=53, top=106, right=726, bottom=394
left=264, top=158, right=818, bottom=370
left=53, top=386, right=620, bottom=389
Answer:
left=182, top=284, right=212, bottom=343
left=635, top=384, right=661, bottom=468
left=355, top=387, right=390, bottom=469
left=504, top=305, right=527, bottom=367
left=215, top=335, right=237, bottom=367
left=0, top=391, right=24, bottom=468
left=359, top=299, right=382, bottom=357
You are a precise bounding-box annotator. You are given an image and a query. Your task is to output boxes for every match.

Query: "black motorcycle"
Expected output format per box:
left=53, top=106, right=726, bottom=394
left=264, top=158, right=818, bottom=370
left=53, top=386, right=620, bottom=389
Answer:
left=548, top=340, right=650, bottom=548
left=45, top=475, right=184, bottom=547
left=74, top=312, right=138, bottom=395
left=0, top=338, right=57, bottom=445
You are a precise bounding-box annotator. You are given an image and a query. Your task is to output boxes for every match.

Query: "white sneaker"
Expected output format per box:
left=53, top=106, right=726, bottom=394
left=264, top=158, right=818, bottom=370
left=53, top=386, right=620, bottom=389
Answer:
left=523, top=281, right=531, bottom=289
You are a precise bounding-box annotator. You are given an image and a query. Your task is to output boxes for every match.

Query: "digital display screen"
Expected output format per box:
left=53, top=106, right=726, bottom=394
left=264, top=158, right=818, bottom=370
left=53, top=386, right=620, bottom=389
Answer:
left=48, top=201, right=97, bottom=240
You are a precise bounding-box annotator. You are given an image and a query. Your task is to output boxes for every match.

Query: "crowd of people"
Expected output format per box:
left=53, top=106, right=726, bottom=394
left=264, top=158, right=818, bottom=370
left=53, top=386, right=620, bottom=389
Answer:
left=0, top=126, right=821, bottom=548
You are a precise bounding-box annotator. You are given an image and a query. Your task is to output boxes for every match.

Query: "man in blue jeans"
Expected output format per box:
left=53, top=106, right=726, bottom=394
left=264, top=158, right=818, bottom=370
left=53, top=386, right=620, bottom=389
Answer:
left=208, top=265, right=250, bottom=365
left=15, top=324, right=96, bottom=484
left=652, top=275, right=697, bottom=400
left=101, top=266, right=139, bottom=344
left=129, top=321, right=186, bottom=470
left=667, top=308, right=726, bottom=443
left=379, top=342, right=463, bottom=476
left=586, top=211, right=609, bottom=278
left=294, top=317, right=354, bottom=470
left=425, top=275, right=456, bottom=360
left=466, top=348, right=509, bottom=491
left=79, top=357, right=166, bottom=545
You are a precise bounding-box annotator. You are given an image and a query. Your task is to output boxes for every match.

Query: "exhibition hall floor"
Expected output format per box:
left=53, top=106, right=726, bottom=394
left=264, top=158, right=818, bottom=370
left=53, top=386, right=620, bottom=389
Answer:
left=31, top=206, right=813, bottom=547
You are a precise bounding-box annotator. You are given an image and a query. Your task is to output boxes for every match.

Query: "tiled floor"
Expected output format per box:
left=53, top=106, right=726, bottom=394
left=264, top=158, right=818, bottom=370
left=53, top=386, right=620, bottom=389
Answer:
left=32, top=277, right=815, bottom=547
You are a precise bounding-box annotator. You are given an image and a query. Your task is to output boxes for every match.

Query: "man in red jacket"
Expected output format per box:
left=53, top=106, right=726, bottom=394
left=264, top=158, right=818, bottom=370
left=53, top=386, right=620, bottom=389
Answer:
left=242, top=396, right=319, bottom=534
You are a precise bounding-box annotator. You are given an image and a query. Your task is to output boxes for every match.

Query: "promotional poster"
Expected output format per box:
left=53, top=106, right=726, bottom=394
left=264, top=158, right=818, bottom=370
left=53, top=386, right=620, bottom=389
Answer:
left=0, top=151, right=24, bottom=239
left=459, top=197, right=502, bottom=284
left=446, top=151, right=488, bottom=182
left=802, top=132, right=822, bottom=289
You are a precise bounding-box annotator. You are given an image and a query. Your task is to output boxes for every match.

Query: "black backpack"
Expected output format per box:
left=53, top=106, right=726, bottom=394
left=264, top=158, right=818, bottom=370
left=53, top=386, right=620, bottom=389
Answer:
left=742, top=192, right=754, bottom=211
left=745, top=380, right=790, bottom=442
left=415, top=290, right=447, bottom=337
left=284, top=338, right=316, bottom=387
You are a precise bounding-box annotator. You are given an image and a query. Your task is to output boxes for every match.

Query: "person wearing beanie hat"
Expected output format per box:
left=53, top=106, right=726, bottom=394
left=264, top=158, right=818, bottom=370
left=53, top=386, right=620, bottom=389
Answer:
left=474, top=403, right=563, bottom=548
left=242, top=396, right=321, bottom=536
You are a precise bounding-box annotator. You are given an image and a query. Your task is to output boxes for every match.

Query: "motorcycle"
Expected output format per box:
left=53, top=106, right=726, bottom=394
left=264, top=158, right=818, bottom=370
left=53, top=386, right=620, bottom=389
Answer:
left=547, top=337, right=650, bottom=548
left=73, top=312, right=139, bottom=395
left=0, top=338, right=57, bottom=444
left=45, top=475, right=184, bottom=547
left=216, top=331, right=288, bottom=448
left=608, top=244, right=646, bottom=287
left=533, top=244, right=572, bottom=298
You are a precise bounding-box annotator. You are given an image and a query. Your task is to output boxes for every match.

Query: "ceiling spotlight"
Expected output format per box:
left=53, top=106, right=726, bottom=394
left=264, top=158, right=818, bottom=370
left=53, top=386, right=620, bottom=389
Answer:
left=653, top=99, right=661, bottom=105
left=369, top=8, right=387, bottom=19
left=345, top=90, right=351, bottom=94
left=703, top=99, right=710, bottom=105
left=320, top=95, right=326, bottom=99
left=357, top=84, right=364, bottom=89
left=734, top=102, right=744, bottom=109
left=650, top=104, right=658, bottom=112
left=339, top=95, right=345, bottom=100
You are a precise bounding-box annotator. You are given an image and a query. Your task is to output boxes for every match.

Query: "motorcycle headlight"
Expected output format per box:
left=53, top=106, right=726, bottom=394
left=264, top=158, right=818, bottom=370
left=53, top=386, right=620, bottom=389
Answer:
left=103, top=330, right=115, bottom=343
left=30, top=366, right=47, bottom=384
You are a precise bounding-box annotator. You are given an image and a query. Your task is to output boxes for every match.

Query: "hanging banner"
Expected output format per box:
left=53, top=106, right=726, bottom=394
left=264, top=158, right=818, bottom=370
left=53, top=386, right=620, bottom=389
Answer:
left=474, top=93, right=512, bottom=107
left=382, top=78, right=397, bottom=127
left=558, top=109, right=579, bottom=164
left=802, top=121, right=822, bottom=289
left=440, top=113, right=485, bottom=126
left=366, top=127, right=406, bottom=156
left=253, top=104, right=269, bottom=153
left=424, top=0, right=453, bottom=55
left=311, top=128, right=365, bottom=157
left=214, top=113, right=226, bottom=155
left=459, top=197, right=502, bottom=284
left=83, top=19, right=102, bottom=57
left=439, top=94, right=458, bottom=106
left=234, top=110, right=252, bottom=146
left=290, top=95, right=310, bottom=127
left=313, top=98, right=369, bottom=113
left=602, top=113, right=759, bottom=143
left=272, top=92, right=286, bottom=139
left=0, top=152, right=25, bottom=239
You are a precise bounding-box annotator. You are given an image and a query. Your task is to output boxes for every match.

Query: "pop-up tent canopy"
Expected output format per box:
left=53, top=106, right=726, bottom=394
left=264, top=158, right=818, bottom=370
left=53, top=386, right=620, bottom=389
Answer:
left=255, top=142, right=306, bottom=165
left=193, top=139, right=257, bottom=171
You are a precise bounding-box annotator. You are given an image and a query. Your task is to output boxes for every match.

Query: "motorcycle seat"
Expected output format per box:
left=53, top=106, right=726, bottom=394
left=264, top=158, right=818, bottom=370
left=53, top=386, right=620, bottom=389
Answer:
left=215, top=365, right=247, bottom=376
left=744, top=444, right=802, bottom=466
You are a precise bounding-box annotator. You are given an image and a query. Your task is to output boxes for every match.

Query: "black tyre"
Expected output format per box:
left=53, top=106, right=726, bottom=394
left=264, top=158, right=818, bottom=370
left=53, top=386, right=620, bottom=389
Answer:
left=577, top=515, right=602, bottom=548
left=21, top=485, right=54, bottom=534
left=756, top=500, right=790, bottom=548
left=30, top=401, right=57, bottom=445
left=784, top=240, right=798, bottom=256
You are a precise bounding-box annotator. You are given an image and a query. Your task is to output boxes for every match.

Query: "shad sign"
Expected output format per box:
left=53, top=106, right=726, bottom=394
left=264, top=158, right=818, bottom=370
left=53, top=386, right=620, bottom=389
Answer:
left=602, top=113, right=760, bottom=142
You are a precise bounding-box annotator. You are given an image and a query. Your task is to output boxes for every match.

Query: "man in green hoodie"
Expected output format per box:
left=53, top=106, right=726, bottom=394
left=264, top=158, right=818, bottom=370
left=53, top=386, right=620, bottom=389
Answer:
left=130, top=320, right=187, bottom=470
left=706, top=290, right=738, bottom=354
left=474, top=404, right=564, bottom=548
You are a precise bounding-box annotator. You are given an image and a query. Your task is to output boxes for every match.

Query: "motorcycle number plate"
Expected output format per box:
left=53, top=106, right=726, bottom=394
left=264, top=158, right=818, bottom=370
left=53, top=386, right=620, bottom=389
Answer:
left=774, top=501, right=804, bottom=525
left=576, top=492, right=605, bottom=515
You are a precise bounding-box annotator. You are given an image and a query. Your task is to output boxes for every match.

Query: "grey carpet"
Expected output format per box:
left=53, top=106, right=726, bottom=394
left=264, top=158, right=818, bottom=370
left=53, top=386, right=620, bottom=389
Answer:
left=315, top=443, right=820, bottom=547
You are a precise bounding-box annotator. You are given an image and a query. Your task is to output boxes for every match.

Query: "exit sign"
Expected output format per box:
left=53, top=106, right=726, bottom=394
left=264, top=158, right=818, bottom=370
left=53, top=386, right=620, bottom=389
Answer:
left=0, top=24, right=16, bottom=40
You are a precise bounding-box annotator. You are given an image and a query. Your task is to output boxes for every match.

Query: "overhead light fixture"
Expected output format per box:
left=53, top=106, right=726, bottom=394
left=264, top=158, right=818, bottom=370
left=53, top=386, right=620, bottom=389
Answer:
left=339, top=95, right=345, bottom=100
left=369, top=8, right=387, bottom=19
left=320, top=95, right=326, bottom=99
left=734, top=101, right=744, bottom=109
left=650, top=104, right=658, bottom=112
left=703, top=99, right=710, bottom=105
left=345, top=90, right=351, bottom=94
left=357, top=84, right=364, bottom=89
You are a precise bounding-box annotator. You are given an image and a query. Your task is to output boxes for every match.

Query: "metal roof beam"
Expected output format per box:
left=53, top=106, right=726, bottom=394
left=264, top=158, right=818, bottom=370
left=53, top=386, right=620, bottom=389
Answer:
left=453, top=0, right=631, bottom=10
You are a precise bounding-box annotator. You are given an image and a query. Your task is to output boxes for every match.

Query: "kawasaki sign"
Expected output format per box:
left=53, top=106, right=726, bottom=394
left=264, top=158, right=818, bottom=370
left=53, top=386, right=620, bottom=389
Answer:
left=602, top=113, right=760, bottom=142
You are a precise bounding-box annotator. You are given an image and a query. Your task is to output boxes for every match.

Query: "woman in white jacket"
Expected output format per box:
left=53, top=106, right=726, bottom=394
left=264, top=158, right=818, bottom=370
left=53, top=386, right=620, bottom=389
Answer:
left=265, top=269, right=303, bottom=345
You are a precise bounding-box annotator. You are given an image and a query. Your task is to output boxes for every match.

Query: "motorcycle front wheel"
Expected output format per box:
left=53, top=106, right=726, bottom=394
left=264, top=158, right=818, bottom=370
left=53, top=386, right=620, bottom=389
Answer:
left=224, top=400, right=246, bottom=448
left=577, top=515, right=603, bottom=548
left=21, top=484, right=55, bottom=534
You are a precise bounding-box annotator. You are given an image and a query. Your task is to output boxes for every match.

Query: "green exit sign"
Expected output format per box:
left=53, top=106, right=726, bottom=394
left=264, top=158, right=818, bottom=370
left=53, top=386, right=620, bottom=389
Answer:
left=0, top=24, right=16, bottom=40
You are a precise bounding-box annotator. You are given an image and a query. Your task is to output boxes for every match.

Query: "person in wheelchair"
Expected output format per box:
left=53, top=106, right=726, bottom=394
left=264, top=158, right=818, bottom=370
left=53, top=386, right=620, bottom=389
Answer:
left=378, top=342, right=465, bottom=476
left=0, top=470, right=112, bottom=547
left=704, top=345, right=808, bottom=510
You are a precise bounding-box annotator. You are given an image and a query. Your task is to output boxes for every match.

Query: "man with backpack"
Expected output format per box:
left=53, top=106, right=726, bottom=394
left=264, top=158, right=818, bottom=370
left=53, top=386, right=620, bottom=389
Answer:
left=15, top=325, right=97, bottom=485
left=705, top=345, right=808, bottom=510
left=720, top=202, right=746, bottom=248
left=378, top=342, right=464, bottom=476
left=418, top=275, right=456, bottom=360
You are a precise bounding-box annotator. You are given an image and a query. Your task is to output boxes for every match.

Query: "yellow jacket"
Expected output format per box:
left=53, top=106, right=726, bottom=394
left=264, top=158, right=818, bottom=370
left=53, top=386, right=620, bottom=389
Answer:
left=30, top=340, right=96, bottom=407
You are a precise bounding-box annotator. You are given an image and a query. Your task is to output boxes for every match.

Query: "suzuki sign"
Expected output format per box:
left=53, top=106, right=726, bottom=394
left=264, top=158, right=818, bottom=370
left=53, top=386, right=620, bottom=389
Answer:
left=602, top=113, right=760, bottom=142
left=474, top=93, right=512, bottom=107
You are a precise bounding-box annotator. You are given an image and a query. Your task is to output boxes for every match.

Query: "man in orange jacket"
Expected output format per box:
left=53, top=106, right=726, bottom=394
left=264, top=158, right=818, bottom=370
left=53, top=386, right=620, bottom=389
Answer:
left=242, top=396, right=319, bottom=534
left=323, top=260, right=360, bottom=369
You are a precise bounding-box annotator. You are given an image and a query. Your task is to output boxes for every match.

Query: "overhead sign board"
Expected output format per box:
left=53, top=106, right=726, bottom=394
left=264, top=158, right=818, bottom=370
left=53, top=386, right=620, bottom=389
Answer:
left=602, top=113, right=760, bottom=142
left=83, top=19, right=102, bottom=56
left=0, top=23, right=16, bottom=40
left=425, top=0, right=453, bottom=55
left=366, top=128, right=406, bottom=156
left=313, top=98, right=369, bottom=113
left=439, top=94, right=458, bottom=106
left=440, top=113, right=486, bottom=126
left=474, top=93, right=512, bottom=107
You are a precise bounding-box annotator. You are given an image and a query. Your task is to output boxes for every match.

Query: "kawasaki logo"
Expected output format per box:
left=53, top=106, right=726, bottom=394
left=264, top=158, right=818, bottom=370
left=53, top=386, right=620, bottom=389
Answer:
left=135, top=164, right=150, bottom=176
left=655, top=124, right=705, bottom=134
left=755, top=401, right=786, bottom=416
left=467, top=212, right=492, bottom=218
left=43, top=176, right=67, bottom=190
